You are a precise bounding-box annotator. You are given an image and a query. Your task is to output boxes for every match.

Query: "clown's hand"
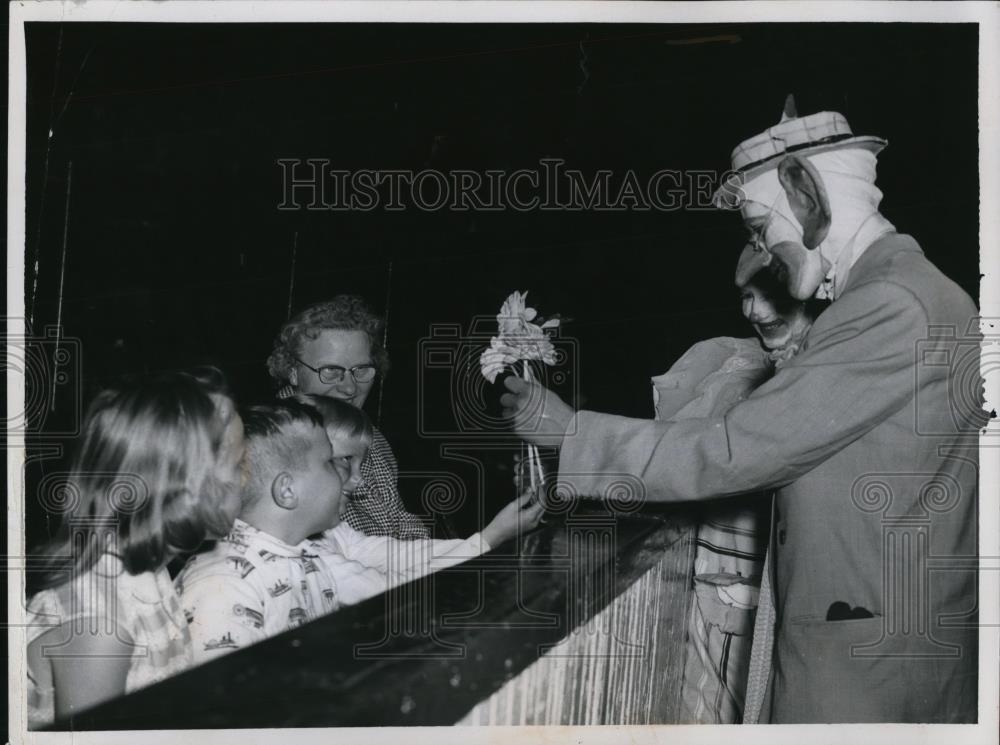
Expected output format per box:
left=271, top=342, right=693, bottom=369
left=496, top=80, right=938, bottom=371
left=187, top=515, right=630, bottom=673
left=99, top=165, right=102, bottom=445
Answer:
left=500, top=376, right=575, bottom=449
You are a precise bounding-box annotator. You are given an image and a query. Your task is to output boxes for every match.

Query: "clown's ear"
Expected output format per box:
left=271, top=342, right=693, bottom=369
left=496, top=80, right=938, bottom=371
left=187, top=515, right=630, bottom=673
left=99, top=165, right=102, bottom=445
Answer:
left=777, top=155, right=831, bottom=249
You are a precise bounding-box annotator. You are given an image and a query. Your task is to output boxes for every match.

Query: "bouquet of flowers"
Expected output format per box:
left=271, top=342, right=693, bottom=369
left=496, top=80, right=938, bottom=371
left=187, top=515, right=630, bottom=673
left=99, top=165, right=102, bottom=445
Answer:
left=479, top=291, right=561, bottom=495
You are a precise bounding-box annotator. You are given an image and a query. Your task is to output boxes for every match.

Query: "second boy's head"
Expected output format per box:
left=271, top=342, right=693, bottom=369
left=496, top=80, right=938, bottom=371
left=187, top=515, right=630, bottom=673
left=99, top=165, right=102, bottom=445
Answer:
left=291, top=393, right=373, bottom=497
left=240, top=401, right=345, bottom=544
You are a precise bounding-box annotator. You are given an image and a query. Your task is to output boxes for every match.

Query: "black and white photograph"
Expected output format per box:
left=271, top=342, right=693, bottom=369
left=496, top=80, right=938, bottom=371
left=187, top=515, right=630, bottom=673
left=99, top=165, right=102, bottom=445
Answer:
left=6, top=2, right=999, bottom=743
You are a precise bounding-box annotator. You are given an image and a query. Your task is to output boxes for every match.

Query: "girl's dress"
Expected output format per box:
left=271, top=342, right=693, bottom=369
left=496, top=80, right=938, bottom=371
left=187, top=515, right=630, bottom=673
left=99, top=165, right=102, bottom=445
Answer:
left=26, top=553, right=193, bottom=728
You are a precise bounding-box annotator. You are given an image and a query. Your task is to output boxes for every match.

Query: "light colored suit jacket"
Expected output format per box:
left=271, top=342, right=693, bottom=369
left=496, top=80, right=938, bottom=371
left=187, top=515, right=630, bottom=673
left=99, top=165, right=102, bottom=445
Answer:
left=559, top=233, right=981, bottom=722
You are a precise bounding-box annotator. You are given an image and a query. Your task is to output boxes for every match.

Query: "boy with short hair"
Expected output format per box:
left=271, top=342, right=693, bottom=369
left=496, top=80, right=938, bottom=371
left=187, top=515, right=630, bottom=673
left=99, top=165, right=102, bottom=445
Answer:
left=177, top=400, right=541, bottom=663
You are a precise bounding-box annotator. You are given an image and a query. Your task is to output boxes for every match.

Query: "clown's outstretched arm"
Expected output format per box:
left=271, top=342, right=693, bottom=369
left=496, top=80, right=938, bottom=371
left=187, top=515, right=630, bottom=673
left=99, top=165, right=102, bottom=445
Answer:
left=523, top=281, right=931, bottom=502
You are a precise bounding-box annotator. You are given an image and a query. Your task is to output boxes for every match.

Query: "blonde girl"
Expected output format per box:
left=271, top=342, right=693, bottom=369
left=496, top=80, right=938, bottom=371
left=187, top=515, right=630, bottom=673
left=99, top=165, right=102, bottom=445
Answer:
left=25, top=368, right=245, bottom=727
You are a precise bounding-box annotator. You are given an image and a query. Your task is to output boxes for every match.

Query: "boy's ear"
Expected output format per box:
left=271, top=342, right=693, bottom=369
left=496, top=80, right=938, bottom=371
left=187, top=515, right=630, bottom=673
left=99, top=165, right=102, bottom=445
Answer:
left=777, top=154, right=831, bottom=249
left=288, top=368, right=298, bottom=387
left=271, top=472, right=297, bottom=510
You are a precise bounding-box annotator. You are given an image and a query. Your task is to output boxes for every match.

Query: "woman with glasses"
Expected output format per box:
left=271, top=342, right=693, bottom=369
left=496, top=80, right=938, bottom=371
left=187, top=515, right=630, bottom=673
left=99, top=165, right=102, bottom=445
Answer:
left=266, top=295, right=429, bottom=539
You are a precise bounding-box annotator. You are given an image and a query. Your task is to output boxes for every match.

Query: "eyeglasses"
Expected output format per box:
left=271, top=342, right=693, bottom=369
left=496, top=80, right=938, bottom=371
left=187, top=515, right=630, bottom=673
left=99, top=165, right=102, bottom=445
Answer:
left=294, top=358, right=378, bottom=385
left=748, top=224, right=772, bottom=257
left=745, top=192, right=781, bottom=256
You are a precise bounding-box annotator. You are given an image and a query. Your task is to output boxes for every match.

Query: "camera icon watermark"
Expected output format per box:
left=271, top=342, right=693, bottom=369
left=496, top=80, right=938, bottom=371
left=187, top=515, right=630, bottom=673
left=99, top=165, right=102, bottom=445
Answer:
left=913, top=318, right=998, bottom=439
left=11, top=514, right=146, bottom=658
left=3, top=323, right=83, bottom=441
left=36, top=471, right=151, bottom=519
left=415, top=319, right=579, bottom=439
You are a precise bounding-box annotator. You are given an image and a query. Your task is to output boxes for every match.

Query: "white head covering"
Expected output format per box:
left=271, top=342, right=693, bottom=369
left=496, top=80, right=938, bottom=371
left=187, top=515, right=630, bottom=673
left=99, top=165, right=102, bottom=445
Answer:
left=740, top=148, right=896, bottom=299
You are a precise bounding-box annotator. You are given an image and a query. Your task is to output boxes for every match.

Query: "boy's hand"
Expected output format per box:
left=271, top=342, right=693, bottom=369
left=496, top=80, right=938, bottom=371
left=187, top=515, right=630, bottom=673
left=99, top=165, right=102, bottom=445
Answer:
left=482, top=491, right=545, bottom=547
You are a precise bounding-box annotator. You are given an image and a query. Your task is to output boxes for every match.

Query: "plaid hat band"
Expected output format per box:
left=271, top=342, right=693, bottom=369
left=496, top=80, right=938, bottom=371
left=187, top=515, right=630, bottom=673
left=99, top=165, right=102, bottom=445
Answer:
left=713, top=97, right=887, bottom=209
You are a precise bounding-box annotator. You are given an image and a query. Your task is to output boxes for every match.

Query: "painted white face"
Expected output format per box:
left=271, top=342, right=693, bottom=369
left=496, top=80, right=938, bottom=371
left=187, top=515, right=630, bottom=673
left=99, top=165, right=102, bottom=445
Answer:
left=740, top=198, right=830, bottom=301
left=740, top=280, right=812, bottom=351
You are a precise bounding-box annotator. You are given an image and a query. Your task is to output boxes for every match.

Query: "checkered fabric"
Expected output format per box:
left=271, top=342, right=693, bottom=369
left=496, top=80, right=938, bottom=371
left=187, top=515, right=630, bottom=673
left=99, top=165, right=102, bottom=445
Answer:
left=343, top=428, right=430, bottom=539
left=277, top=386, right=430, bottom=539
left=729, top=110, right=856, bottom=172
left=712, top=106, right=886, bottom=210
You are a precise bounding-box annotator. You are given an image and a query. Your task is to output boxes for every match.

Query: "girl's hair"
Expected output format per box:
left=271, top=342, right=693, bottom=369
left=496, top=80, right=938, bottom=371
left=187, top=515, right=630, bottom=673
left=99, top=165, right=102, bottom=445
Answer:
left=265, top=295, right=390, bottom=385
left=291, top=393, right=374, bottom=446
left=34, top=367, right=238, bottom=587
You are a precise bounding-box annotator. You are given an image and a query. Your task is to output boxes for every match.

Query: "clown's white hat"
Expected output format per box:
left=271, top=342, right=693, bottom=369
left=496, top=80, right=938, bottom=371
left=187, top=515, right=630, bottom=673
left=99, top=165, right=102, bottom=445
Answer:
left=713, top=95, right=887, bottom=209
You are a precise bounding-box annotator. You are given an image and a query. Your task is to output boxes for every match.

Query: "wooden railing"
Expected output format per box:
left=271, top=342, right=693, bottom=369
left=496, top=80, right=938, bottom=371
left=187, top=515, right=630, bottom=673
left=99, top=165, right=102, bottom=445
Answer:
left=49, top=503, right=697, bottom=730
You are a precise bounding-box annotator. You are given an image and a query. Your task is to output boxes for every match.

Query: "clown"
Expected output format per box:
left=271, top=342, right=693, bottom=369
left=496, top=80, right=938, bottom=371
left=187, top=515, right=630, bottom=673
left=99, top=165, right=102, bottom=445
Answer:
left=717, top=95, right=896, bottom=304
left=502, top=98, right=982, bottom=723
left=653, top=244, right=824, bottom=724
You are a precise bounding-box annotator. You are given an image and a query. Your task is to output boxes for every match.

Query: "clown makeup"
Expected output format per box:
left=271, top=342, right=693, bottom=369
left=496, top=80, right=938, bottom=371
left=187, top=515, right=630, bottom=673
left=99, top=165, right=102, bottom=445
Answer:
left=740, top=271, right=812, bottom=352
left=740, top=175, right=832, bottom=301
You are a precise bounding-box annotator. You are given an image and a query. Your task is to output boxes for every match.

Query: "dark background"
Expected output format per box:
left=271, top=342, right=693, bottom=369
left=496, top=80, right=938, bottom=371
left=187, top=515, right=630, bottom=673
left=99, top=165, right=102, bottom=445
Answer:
left=22, top=22, right=980, bottom=544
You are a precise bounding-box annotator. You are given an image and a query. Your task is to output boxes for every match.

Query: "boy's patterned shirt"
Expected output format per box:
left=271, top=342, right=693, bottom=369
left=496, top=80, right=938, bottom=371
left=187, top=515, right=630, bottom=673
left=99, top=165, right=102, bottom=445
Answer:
left=176, top=520, right=348, bottom=663
left=176, top=519, right=491, bottom=663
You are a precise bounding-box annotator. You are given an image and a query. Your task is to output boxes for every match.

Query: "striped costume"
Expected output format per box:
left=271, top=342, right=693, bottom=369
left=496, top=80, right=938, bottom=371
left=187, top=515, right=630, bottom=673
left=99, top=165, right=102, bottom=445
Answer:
left=650, top=337, right=771, bottom=724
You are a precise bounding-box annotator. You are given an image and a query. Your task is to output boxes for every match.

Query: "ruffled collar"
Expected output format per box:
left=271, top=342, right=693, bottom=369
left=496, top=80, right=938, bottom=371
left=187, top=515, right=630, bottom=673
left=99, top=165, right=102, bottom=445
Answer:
left=767, top=342, right=802, bottom=370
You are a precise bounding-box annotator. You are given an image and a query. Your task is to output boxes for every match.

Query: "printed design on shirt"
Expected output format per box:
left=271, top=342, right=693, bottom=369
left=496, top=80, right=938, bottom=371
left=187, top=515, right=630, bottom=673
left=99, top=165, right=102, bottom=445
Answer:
left=226, top=529, right=252, bottom=552
left=184, top=608, right=195, bottom=625
left=288, top=607, right=308, bottom=627
left=298, top=556, right=320, bottom=574
left=226, top=555, right=256, bottom=579
left=204, top=631, right=239, bottom=651
left=322, top=588, right=338, bottom=608
left=232, top=603, right=264, bottom=629
left=268, top=579, right=292, bottom=597
left=257, top=549, right=283, bottom=563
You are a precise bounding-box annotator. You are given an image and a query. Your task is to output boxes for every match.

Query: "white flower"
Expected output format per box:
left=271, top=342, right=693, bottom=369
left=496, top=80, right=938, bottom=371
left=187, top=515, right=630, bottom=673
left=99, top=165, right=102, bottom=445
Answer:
left=479, top=338, right=519, bottom=384
left=497, top=291, right=560, bottom=338
left=480, top=291, right=561, bottom=382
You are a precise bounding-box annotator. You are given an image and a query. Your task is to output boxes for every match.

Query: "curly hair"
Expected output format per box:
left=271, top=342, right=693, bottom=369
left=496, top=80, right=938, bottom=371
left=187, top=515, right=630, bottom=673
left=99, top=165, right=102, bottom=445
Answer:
left=266, top=295, right=390, bottom=385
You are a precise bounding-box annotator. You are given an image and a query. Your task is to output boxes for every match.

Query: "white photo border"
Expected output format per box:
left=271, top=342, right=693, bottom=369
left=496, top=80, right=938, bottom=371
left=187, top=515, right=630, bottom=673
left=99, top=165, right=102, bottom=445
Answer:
left=7, top=2, right=999, bottom=745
